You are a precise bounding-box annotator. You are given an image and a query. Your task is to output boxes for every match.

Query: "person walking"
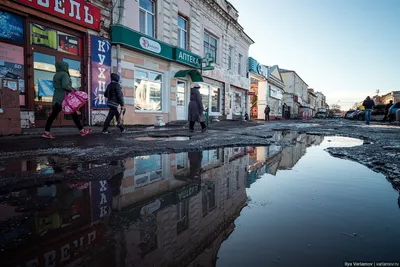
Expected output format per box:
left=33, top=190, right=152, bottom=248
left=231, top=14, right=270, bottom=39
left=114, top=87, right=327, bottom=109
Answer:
left=362, top=96, right=375, bottom=125
left=42, top=61, right=91, bottom=139
left=102, top=73, right=125, bottom=134
left=264, top=105, right=270, bottom=121
left=384, top=100, right=393, bottom=122
left=188, top=84, right=207, bottom=132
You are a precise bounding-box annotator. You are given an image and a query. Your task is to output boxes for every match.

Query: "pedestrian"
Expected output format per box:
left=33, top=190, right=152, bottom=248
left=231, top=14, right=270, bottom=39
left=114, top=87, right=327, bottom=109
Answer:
left=264, top=105, right=270, bottom=121
left=384, top=100, right=393, bottom=122
left=188, top=84, right=207, bottom=132
left=362, top=96, right=375, bottom=125
left=42, top=61, right=91, bottom=139
left=102, top=73, right=125, bottom=134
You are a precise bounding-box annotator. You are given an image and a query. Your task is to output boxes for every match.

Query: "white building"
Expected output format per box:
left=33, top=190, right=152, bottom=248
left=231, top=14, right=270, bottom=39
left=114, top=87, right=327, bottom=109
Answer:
left=105, top=0, right=253, bottom=125
left=280, top=69, right=309, bottom=118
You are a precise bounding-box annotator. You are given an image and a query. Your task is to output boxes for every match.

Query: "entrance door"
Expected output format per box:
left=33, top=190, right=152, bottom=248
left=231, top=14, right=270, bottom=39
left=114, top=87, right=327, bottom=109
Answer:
left=33, top=52, right=83, bottom=127
left=176, top=81, right=187, bottom=120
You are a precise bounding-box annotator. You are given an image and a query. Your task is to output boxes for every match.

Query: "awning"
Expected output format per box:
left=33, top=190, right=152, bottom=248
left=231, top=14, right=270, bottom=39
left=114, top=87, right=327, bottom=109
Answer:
left=174, top=69, right=204, bottom=82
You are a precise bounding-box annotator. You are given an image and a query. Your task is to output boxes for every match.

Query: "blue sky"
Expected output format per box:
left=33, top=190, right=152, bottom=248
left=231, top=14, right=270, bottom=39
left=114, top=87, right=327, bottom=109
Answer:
left=229, top=0, right=400, bottom=109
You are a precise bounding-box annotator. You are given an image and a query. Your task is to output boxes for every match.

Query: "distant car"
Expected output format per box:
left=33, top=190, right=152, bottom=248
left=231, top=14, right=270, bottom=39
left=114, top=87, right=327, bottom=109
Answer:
left=354, top=110, right=365, bottom=121
left=388, top=102, right=400, bottom=121
left=345, top=110, right=355, bottom=119
left=371, top=104, right=386, bottom=121
left=333, top=113, right=343, bottom=119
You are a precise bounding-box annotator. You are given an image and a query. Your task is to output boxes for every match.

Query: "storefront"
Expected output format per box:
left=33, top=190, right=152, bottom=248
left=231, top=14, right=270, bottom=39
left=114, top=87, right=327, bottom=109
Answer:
left=230, top=85, right=247, bottom=119
left=110, top=25, right=205, bottom=125
left=0, top=0, right=104, bottom=134
left=248, top=57, right=267, bottom=120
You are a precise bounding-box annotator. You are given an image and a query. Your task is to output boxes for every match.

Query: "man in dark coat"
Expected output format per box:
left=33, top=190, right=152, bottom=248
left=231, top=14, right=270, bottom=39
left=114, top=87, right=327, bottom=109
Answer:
left=362, top=96, right=375, bottom=125
left=264, top=105, right=271, bottom=121
left=103, top=73, right=125, bottom=133
left=188, top=84, right=207, bottom=132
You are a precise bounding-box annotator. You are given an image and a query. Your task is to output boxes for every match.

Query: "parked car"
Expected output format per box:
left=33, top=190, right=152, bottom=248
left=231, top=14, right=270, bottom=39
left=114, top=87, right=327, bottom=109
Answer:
left=333, top=113, right=343, bottom=119
left=388, top=102, right=400, bottom=121
left=353, top=110, right=365, bottom=121
left=371, top=104, right=386, bottom=121
left=344, top=110, right=355, bottom=119
left=316, top=108, right=328, bottom=118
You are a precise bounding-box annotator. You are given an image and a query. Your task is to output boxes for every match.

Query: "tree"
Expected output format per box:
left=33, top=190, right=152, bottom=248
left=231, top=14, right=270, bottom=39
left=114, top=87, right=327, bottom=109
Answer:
left=330, top=104, right=341, bottom=113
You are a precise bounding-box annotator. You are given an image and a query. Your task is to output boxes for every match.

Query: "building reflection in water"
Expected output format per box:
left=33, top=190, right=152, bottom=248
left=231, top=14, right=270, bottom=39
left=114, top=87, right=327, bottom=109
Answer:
left=0, top=132, right=324, bottom=267
left=0, top=147, right=249, bottom=267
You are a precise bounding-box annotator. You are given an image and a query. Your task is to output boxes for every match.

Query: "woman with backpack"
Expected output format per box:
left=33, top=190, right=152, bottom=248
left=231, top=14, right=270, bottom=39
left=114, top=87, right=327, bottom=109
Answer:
left=102, top=73, right=125, bottom=134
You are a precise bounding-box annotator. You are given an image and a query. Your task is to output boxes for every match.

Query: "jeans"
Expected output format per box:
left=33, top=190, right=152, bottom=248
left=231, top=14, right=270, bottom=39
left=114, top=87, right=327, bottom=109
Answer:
left=265, top=114, right=269, bottom=121
left=45, top=103, right=83, bottom=132
left=103, top=106, right=123, bottom=131
left=365, top=109, right=372, bottom=123
left=189, top=121, right=206, bottom=131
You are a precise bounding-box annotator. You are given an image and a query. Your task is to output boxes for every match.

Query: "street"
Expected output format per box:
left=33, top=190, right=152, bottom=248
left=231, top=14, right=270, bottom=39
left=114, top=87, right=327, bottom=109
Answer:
left=0, top=119, right=399, bottom=267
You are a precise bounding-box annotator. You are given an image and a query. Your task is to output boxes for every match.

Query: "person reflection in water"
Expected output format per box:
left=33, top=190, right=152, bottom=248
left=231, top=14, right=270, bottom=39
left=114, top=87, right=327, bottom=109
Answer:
left=188, top=151, right=203, bottom=179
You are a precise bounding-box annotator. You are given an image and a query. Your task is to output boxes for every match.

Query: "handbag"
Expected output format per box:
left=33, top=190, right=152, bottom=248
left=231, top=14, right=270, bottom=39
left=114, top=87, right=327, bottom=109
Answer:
left=62, top=90, right=88, bottom=115
left=199, top=113, right=206, bottom=122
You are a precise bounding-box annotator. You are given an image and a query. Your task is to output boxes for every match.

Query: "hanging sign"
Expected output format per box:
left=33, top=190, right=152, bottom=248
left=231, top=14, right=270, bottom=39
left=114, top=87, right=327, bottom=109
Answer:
left=91, top=35, right=111, bottom=109
left=15, top=0, right=101, bottom=31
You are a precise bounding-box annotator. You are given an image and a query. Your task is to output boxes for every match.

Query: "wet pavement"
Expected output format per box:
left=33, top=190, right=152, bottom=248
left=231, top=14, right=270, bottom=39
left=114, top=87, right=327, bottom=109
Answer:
left=1, top=134, right=399, bottom=267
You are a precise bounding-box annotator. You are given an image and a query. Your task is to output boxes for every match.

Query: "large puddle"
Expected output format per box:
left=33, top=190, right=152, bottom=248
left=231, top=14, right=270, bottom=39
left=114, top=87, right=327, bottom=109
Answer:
left=0, top=133, right=399, bottom=267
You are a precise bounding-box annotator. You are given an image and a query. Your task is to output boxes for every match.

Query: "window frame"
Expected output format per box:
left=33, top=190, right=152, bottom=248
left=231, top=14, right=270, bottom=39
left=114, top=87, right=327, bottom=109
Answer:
left=228, top=46, right=233, bottom=70
left=134, top=67, right=164, bottom=113
left=203, top=31, right=218, bottom=63
left=139, top=0, right=156, bottom=38
left=238, top=53, right=243, bottom=75
left=177, top=14, right=188, bottom=50
left=199, top=83, right=222, bottom=115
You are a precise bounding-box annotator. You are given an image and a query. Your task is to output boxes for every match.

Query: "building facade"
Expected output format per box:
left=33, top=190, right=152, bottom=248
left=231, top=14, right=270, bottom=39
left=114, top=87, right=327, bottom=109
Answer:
left=315, top=91, right=328, bottom=110
left=308, top=88, right=317, bottom=117
left=0, top=0, right=112, bottom=135
left=280, top=69, right=309, bottom=118
left=381, top=91, right=400, bottom=105
left=105, top=0, right=253, bottom=126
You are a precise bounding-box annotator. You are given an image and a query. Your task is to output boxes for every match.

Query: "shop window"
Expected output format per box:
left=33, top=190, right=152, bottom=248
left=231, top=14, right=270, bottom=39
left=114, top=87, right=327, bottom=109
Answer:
left=204, top=31, right=217, bottom=62
left=228, top=46, right=233, bottom=70
left=134, top=69, right=162, bottom=111
left=0, top=10, right=24, bottom=43
left=139, top=0, right=155, bottom=38
left=134, top=154, right=163, bottom=187
left=176, top=152, right=185, bottom=170
left=238, top=53, right=243, bottom=75
left=178, top=15, right=188, bottom=50
left=177, top=199, right=189, bottom=234
left=202, top=183, right=216, bottom=217
left=234, top=93, right=242, bottom=114
left=31, top=23, right=82, bottom=56
left=62, top=58, right=81, bottom=89
left=199, top=84, right=209, bottom=110
left=34, top=52, right=56, bottom=103
left=211, top=87, right=221, bottom=113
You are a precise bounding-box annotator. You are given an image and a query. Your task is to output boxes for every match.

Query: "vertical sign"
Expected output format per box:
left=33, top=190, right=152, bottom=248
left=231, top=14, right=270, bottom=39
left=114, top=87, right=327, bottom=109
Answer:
left=91, top=35, right=111, bottom=109
left=90, top=180, right=112, bottom=221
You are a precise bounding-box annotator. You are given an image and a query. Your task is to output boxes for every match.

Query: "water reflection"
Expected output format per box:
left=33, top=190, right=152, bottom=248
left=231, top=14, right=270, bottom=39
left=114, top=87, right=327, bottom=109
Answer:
left=0, top=146, right=250, bottom=267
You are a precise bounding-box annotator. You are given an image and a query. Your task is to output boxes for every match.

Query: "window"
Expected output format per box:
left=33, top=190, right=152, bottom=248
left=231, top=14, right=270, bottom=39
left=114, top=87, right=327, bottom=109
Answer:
left=199, top=84, right=209, bottom=110
left=134, top=69, right=162, bottom=111
left=178, top=16, right=188, bottom=50
left=177, top=81, right=185, bottom=106
left=139, top=0, right=155, bottom=37
left=211, top=87, right=221, bottom=113
left=177, top=199, right=189, bottom=234
left=34, top=52, right=56, bottom=103
left=204, top=31, right=217, bottom=62
left=202, top=183, right=216, bottom=217
left=228, top=46, right=233, bottom=70
left=238, top=53, right=243, bottom=75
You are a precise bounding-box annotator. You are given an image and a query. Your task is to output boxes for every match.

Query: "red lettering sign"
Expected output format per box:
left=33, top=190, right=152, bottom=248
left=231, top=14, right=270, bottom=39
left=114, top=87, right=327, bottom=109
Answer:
left=15, top=0, right=101, bottom=31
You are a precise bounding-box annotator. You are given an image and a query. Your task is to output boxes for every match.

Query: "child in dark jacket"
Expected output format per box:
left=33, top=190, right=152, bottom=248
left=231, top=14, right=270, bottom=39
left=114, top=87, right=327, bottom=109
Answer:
left=103, top=73, right=125, bottom=134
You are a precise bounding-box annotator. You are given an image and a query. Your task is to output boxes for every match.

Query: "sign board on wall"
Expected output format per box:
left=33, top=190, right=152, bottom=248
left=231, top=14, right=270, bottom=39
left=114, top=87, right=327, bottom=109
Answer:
left=91, top=35, right=111, bottom=109
left=15, top=0, right=101, bottom=31
left=90, top=180, right=112, bottom=221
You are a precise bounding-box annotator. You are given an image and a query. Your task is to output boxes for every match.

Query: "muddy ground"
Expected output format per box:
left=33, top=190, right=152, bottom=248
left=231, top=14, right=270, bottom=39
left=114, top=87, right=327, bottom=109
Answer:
left=0, top=119, right=399, bottom=193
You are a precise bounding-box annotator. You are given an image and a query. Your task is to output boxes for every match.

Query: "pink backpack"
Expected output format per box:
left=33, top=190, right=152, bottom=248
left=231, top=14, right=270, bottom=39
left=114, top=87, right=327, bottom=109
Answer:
left=62, top=91, right=88, bottom=115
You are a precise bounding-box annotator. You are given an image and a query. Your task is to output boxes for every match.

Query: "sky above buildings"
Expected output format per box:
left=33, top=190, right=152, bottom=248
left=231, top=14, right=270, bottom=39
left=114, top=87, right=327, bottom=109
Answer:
left=230, top=0, right=400, bottom=110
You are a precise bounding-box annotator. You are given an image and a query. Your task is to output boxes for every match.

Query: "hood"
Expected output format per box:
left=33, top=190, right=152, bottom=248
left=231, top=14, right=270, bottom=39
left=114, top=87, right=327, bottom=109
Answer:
left=55, top=61, right=70, bottom=74
left=111, top=73, right=120, bottom=82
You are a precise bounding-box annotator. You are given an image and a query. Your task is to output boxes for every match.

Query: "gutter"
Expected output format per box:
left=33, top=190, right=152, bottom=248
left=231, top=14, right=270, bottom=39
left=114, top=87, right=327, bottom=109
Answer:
left=116, top=0, right=125, bottom=75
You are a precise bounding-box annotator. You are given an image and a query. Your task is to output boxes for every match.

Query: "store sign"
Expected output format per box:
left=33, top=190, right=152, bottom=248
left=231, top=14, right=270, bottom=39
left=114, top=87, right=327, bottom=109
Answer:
left=140, top=37, right=161, bottom=53
left=174, top=48, right=201, bottom=69
left=91, top=180, right=112, bottom=220
left=16, top=0, right=101, bottom=31
left=176, top=183, right=201, bottom=202
left=91, top=35, right=111, bottom=109
left=111, top=25, right=174, bottom=61
left=0, top=10, right=24, bottom=41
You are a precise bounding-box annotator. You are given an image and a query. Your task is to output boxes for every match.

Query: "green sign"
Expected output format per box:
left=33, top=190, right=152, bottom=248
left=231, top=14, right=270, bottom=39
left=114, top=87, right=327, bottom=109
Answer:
left=248, top=57, right=259, bottom=73
left=174, top=48, right=202, bottom=69
left=111, top=24, right=173, bottom=61
left=202, top=66, right=214, bottom=71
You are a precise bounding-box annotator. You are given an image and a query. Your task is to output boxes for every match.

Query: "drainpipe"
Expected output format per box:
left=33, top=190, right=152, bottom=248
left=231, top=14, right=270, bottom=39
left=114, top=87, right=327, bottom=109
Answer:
left=116, top=0, right=125, bottom=76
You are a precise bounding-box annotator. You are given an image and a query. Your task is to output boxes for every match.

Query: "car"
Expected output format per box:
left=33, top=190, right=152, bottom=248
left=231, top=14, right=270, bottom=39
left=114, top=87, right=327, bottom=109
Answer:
left=388, top=102, right=400, bottom=121
left=344, top=110, right=355, bottom=119
left=371, top=104, right=386, bottom=121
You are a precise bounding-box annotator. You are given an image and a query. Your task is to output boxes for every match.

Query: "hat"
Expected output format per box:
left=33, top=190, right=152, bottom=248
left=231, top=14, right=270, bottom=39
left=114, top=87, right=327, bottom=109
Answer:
left=193, top=83, right=200, bottom=88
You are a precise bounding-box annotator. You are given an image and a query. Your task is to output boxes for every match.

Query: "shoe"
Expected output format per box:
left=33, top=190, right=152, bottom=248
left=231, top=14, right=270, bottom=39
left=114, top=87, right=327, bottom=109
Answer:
left=80, top=128, right=92, bottom=136
left=102, top=130, right=110, bottom=134
left=118, top=125, right=126, bottom=133
left=121, top=128, right=126, bottom=133
left=202, top=127, right=207, bottom=133
left=42, top=131, right=55, bottom=139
